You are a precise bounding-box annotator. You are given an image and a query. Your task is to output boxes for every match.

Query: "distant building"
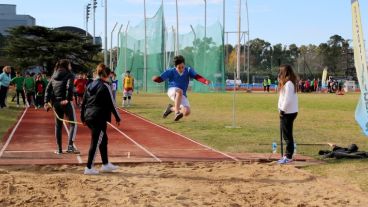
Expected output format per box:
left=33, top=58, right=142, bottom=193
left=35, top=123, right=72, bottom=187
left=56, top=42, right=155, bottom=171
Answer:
left=0, top=4, right=35, bottom=35
left=54, top=26, right=102, bottom=46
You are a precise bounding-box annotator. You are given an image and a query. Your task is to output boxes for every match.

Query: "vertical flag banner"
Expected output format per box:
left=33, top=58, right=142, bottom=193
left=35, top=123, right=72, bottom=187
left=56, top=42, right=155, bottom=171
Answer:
left=351, top=0, right=368, bottom=136
left=321, top=67, right=328, bottom=88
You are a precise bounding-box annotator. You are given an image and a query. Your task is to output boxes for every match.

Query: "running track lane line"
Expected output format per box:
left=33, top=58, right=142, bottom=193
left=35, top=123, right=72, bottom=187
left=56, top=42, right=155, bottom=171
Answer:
left=63, top=122, right=83, bottom=164
left=0, top=108, right=28, bottom=158
left=107, top=122, right=162, bottom=162
left=119, top=108, right=239, bottom=162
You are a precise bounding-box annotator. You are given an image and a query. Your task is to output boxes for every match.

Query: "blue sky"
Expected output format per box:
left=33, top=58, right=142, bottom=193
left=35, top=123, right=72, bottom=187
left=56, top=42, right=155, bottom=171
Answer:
left=1, top=0, right=367, bottom=48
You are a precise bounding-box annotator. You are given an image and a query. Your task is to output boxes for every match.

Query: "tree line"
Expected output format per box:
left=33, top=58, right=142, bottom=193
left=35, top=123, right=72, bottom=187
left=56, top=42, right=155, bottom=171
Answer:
left=226, top=34, right=354, bottom=81
left=0, top=26, right=355, bottom=81
left=0, top=26, right=101, bottom=75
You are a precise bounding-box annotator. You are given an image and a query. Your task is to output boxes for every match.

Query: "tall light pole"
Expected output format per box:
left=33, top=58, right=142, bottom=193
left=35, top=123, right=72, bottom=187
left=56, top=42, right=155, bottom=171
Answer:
left=116, top=24, right=123, bottom=66
left=92, top=0, right=97, bottom=44
left=124, top=21, right=130, bottom=72
left=85, top=3, right=91, bottom=37
left=104, top=0, right=107, bottom=65
left=223, top=0, right=226, bottom=91
left=236, top=0, right=241, bottom=80
left=246, top=0, right=250, bottom=87
left=110, top=22, right=118, bottom=69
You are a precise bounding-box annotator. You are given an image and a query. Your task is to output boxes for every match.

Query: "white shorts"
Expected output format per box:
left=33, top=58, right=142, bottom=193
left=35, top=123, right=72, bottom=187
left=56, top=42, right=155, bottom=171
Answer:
left=123, top=89, right=133, bottom=97
left=167, top=87, right=190, bottom=107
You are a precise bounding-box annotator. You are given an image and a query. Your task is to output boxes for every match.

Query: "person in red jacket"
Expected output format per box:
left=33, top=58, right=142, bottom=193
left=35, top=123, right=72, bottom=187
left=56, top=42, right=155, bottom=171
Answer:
left=74, top=73, right=87, bottom=107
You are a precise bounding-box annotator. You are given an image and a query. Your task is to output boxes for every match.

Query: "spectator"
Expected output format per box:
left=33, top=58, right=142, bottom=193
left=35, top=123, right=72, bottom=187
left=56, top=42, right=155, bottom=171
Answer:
left=10, top=71, right=26, bottom=107
left=0, top=66, right=12, bottom=108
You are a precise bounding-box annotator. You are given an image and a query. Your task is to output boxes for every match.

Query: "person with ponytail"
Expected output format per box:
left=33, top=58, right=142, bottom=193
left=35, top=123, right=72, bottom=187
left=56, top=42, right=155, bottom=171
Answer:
left=81, top=63, right=121, bottom=175
left=277, top=64, right=298, bottom=164
left=44, top=59, right=79, bottom=154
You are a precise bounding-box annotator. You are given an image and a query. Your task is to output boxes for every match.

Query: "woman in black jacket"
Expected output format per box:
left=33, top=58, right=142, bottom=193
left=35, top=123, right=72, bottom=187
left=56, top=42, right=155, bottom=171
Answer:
left=81, top=64, right=121, bottom=175
left=44, top=59, right=79, bottom=154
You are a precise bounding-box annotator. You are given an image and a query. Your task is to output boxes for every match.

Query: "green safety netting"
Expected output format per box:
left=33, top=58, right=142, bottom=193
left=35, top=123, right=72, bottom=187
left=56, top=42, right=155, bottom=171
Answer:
left=116, top=4, right=225, bottom=93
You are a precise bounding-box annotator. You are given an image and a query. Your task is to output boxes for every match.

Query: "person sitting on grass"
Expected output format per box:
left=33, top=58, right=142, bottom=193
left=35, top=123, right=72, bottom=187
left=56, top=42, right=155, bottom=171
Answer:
left=152, top=55, right=210, bottom=121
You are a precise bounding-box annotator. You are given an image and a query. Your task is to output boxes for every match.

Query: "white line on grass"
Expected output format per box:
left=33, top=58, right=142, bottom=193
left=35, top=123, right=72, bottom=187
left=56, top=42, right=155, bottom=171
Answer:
left=119, top=108, right=239, bottom=161
left=63, top=122, right=83, bottom=164
left=107, top=122, right=162, bottom=162
left=0, top=108, right=28, bottom=158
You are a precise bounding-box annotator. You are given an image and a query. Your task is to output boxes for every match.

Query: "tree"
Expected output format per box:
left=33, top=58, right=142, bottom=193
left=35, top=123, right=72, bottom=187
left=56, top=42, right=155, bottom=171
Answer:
left=4, top=26, right=100, bottom=74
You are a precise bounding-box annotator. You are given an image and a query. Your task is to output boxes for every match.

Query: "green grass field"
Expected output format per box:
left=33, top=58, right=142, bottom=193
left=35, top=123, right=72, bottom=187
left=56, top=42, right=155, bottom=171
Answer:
left=2, top=89, right=368, bottom=191
left=0, top=91, right=23, bottom=141
left=120, top=91, right=368, bottom=192
left=120, top=91, right=368, bottom=156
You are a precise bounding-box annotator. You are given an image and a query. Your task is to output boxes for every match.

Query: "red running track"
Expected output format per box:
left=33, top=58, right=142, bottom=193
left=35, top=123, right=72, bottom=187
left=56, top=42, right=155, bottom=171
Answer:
left=0, top=107, right=238, bottom=165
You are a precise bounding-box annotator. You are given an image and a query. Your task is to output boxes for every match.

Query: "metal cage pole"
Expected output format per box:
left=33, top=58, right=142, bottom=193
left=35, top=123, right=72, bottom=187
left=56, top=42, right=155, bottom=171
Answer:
left=110, top=22, right=118, bottom=69
left=144, top=0, right=148, bottom=91
left=104, top=0, right=108, bottom=65
left=116, top=24, right=123, bottom=66
left=124, top=21, right=130, bottom=72
left=175, top=0, right=179, bottom=55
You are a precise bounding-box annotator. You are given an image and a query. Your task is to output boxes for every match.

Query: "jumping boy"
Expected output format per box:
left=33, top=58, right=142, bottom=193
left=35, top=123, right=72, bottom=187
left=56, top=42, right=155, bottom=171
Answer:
left=152, top=55, right=210, bottom=121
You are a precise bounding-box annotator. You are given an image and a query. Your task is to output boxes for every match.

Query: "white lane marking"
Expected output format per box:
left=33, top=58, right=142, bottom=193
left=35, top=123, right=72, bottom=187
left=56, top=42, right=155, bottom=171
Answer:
left=108, top=122, right=162, bottom=162
left=0, top=108, right=28, bottom=158
left=119, top=108, right=239, bottom=161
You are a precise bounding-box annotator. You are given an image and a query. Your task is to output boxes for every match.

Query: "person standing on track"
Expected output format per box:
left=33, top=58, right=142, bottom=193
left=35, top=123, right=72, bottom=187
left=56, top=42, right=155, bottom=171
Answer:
left=277, top=64, right=298, bottom=164
left=44, top=59, right=79, bottom=154
left=122, top=70, right=134, bottom=107
left=0, top=66, right=12, bottom=108
left=10, top=71, right=26, bottom=107
left=81, top=63, right=121, bottom=175
left=23, top=72, right=35, bottom=108
left=152, top=55, right=210, bottom=121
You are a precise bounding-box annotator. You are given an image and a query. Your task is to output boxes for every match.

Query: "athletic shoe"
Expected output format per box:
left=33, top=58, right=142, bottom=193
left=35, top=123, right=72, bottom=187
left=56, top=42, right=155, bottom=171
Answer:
left=84, top=167, right=99, bottom=175
left=100, top=163, right=118, bottom=172
left=277, top=156, right=293, bottom=164
left=162, top=104, right=173, bottom=118
left=66, top=145, right=80, bottom=154
left=54, top=150, right=62, bottom=155
left=174, top=112, right=184, bottom=121
left=16, top=104, right=19, bottom=108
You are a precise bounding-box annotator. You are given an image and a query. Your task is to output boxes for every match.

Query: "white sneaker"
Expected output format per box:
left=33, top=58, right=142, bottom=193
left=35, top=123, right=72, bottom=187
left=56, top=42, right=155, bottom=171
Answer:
left=16, top=104, right=19, bottom=108
left=277, top=156, right=293, bottom=164
left=100, top=163, right=118, bottom=172
left=84, top=167, right=99, bottom=175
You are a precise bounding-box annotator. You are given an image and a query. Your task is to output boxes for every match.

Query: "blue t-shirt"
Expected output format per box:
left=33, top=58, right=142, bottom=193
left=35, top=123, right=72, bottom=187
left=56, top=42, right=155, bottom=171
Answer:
left=160, top=67, right=197, bottom=97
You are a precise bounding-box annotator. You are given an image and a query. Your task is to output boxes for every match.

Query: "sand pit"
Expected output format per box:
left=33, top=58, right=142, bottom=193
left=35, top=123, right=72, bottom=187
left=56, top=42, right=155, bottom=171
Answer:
left=0, top=162, right=367, bottom=207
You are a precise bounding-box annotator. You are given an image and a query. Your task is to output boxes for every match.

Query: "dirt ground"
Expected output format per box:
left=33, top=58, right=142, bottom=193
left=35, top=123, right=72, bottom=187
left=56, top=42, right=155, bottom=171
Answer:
left=0, top=161, right=367, bottom=207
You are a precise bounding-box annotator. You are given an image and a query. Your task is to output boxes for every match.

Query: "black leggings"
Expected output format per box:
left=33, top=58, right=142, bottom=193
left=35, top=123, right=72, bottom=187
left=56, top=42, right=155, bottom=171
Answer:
left=86, top=121, right=109, bottom=169
left=0, top=86, right=8, bottom=108
left=15, top=90, right=26, bottom=105
left=280, top=112, right=298, bottom=159
left=53, top=102, right=77, bottom=150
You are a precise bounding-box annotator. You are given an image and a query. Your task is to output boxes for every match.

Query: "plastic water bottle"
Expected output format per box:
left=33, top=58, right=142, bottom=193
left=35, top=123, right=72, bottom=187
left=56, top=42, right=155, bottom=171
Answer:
left=294, top=143, right=297, bottom=154
left=272, top=141, right=277, bottom=154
